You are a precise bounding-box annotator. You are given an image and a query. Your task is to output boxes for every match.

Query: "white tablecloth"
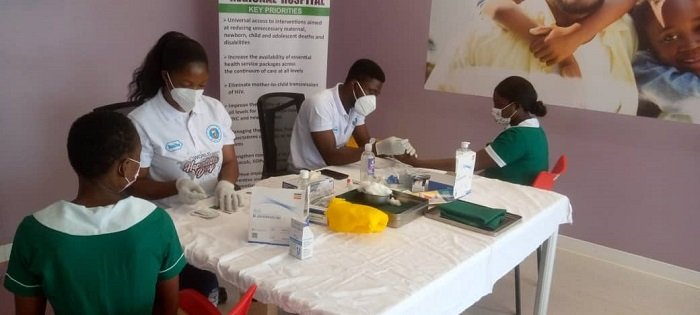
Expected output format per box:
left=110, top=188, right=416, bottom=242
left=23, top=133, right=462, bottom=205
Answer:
left=168, top=163, right=572, bottom=315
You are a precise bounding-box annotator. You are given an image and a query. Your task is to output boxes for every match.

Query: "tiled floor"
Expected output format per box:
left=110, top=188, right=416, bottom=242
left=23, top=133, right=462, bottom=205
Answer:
left=462, top=249, right=700, bottom=315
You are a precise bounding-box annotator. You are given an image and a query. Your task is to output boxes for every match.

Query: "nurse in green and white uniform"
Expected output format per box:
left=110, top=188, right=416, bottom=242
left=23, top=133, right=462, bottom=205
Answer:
left=3, top=111, right=186, bottom=315
left=481, top=76, right=548, bottom=185
left=399, top=76, right=549, bottom=186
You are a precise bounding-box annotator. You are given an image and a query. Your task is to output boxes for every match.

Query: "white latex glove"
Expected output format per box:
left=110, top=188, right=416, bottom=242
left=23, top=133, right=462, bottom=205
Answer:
left=176, top=177, right=207, bottom=204
left=403, top=140, right=418, bottom=157
left=215, top=180, right=241, bottom=212
left=375, top=136, right=416, bottom=156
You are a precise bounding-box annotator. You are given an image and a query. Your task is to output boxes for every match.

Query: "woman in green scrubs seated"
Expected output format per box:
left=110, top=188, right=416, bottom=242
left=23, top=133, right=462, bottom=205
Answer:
left=4, top=111, right=185, bottom=315
left=399, top=76, right=548, bottom=185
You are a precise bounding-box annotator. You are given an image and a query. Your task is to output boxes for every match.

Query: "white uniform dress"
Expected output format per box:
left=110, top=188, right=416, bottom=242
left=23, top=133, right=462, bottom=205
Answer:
left=128, top=89, right=235, bottom=208
left=289, top=83, right=365, bottom=170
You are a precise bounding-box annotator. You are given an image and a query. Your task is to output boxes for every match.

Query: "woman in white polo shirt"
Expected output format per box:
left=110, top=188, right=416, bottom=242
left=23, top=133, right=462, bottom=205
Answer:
left=127, top=31, right=240, bottom=211
left=126, top=31, right=239, bottom=304
left=399, top=76, right=549, bottom=186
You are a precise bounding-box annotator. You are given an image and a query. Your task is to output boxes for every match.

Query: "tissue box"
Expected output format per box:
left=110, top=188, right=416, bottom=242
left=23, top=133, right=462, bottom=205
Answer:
left=283, top=175, right=334, bottom=201
left=289, top=217, right=314, bottom=260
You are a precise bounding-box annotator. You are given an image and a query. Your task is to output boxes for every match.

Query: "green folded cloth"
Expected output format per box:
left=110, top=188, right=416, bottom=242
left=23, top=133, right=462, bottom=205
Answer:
left=439, top=200, right=507, bottom=231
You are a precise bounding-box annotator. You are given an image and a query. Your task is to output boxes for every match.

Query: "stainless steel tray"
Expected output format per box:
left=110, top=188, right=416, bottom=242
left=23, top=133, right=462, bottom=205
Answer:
left=424, top=206, right=522, bottom=236
left=335, top=189, right=428, bottom=228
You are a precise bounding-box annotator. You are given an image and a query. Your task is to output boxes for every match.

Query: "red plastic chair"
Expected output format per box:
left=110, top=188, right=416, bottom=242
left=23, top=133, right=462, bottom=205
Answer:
left=551, top=155, right=568, bottom=177
left=179, top=284, right=257, bottom=315
left=228, top=284, right=257, bottom=315
left=532, top=155, right=567, bottom=190
left=179, top=289, right=221, bottom=315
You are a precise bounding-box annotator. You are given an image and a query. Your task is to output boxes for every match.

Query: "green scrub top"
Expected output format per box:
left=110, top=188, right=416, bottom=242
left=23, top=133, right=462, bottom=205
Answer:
left=4, top=201, right=186, bottom=315
left=483, top=120, right=549, bottom=185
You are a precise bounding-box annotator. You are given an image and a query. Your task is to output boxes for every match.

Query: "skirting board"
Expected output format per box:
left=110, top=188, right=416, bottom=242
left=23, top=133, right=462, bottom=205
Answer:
left=558, top=235, right=700, bottom=289
left=1, top=243, right=11, bottom=263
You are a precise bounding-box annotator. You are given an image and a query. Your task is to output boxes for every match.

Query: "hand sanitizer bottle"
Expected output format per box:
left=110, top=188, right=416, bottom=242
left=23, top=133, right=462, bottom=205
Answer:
left=360, top=143, right=375, bottom=182
left=454, top=141, right=476, bottom=198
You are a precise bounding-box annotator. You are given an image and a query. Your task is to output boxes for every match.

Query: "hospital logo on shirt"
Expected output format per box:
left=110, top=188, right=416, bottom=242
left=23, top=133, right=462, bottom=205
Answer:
left=206, top=125, right=222, bottom=143
left=165, top=140, right=183, bottom=152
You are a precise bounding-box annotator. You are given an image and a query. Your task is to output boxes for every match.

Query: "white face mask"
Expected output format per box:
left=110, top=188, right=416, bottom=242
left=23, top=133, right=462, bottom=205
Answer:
left=352, top=82, right=376, bottom=117
left=120, top=157, right=141, bottom=191
left=491, top=102, right=516, bottom=126
left=166, top=72, right=204, bottom=112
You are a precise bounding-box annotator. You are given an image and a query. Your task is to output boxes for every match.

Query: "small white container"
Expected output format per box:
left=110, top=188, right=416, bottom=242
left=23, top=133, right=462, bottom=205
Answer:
left=289, top=217, right=314, bottom=260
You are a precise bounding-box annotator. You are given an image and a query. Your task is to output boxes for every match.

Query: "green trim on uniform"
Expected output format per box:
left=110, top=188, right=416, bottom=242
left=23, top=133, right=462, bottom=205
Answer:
left=3, top=208, right=186, bottom=314
left=483, top=126, right=549, bottom=185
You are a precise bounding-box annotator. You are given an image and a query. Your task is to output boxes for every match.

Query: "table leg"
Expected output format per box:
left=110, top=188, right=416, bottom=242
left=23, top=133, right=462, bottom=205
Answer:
left=534, top=228, right=559, bottom=315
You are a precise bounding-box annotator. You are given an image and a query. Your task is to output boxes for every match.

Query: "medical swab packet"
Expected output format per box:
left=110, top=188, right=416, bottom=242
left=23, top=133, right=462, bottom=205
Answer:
left=190, top=208, right=220, bottom=219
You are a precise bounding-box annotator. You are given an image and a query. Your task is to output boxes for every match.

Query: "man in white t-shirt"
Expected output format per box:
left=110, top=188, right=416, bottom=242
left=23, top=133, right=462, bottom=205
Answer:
left=289, top=59, right=417, bottom=170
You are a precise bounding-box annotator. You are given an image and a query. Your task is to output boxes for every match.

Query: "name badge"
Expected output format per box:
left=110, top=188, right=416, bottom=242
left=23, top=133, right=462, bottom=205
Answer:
left=165, top=140, right=183, bottom=152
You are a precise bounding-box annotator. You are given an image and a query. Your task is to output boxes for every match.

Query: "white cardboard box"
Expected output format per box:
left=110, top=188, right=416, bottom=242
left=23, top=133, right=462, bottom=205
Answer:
left=282, top=175, right=334, bottom=201
left=248, top=187, right=305, bottom=246
left=289, top=217, right=314, bottom=260
left=289, top=238, right=313, bottom=260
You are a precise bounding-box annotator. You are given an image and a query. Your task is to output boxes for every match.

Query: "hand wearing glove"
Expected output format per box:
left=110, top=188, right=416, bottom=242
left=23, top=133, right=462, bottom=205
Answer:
left=375, top=136, right=417, bottom=157
left=403, top=139, right=418, bottom=157
left=215, top=180, right=241, bottom=212
left=176, top=177, right=208, bottom=204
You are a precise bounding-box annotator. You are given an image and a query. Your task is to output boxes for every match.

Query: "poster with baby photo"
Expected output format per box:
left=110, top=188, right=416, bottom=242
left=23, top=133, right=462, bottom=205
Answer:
left=424, top=0, right=700, bottom=124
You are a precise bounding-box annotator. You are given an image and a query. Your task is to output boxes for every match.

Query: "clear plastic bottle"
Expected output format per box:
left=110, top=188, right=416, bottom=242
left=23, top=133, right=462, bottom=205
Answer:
left=299, top=169, right=311, bottom=219
left=360, top=143, right=376, bottom=182
left=454, top=141, right=476, bottom=198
